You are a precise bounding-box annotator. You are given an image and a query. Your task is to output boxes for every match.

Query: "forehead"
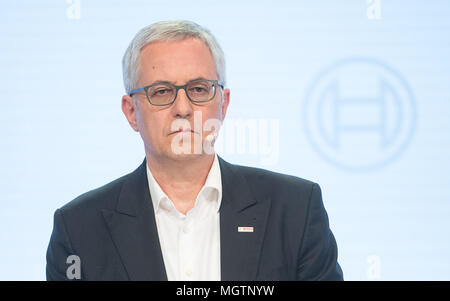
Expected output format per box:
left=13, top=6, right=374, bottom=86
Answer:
left=138, top=38, right=217, bottom=84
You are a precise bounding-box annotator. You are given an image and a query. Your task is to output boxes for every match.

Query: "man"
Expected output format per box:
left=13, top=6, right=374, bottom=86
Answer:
left=46, top=20, right=343, bottom=281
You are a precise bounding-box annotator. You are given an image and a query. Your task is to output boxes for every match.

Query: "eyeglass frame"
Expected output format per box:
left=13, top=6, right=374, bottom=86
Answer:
left=128, top=79, right=225, bottom=106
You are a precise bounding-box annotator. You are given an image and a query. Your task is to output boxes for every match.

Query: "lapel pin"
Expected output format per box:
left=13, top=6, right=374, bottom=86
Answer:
left=238, top=226, right=254, bottom=233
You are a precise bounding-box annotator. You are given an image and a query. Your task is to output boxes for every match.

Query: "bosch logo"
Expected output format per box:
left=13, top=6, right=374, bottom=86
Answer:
left=303, top=57, right=417, bottom=171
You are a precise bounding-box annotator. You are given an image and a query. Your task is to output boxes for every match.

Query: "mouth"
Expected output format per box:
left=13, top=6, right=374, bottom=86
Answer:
left=169, top=128, right=198, bottom=135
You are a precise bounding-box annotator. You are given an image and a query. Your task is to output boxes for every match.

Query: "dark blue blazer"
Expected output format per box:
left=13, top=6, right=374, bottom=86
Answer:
left=46, top=157, right=343, bottom=280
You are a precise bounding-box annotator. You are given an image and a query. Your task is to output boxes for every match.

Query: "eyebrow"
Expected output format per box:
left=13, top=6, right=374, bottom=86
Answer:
left=149, top=77, right=208, bottom=86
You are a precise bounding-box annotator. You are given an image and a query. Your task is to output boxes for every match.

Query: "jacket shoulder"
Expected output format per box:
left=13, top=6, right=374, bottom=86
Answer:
left=230, top=162, right=316, bottom=190
left=59, top=172, right=129, bottom=217
left=226, top=162, right=319, bottom=206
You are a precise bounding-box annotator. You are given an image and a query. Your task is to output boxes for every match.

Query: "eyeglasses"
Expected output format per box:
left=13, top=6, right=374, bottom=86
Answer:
left=129, top=79, right=225, bottom=106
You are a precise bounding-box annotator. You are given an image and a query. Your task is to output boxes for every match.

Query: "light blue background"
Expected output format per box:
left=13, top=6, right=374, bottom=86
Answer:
left=1, top=0, right=449, bottom=280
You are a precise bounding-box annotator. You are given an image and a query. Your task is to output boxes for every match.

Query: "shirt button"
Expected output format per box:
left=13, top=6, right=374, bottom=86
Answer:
left=183, top=226, right=190, bottom=234
left=186, top=269, right=193, bottom=278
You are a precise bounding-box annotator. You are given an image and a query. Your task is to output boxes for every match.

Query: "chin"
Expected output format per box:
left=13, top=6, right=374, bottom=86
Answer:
left=168, top=152, right=206, bottom=161
left=167, top=135, right=213, bottom=158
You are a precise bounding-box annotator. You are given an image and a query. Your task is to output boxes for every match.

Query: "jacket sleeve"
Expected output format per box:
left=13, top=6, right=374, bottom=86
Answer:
left=46, top=209, right=79, bottom=281
left=296, top=183, right=344, bottom=280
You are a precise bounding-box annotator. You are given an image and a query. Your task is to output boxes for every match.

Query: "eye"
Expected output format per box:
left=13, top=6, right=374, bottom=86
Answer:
left=151, top=88, right=171, bottom=97
left=193, top=87, right=206, bottom=93
left=156, top=89, right=168, bottom=95
left=188, top=85, right=210, bottom=94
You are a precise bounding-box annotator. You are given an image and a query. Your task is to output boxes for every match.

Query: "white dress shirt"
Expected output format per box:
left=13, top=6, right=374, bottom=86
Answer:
left=146, top=154, right=222, bottom=281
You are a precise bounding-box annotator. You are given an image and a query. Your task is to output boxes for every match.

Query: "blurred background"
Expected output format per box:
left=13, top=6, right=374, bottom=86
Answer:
left=1, top=0, right=449, bottom=280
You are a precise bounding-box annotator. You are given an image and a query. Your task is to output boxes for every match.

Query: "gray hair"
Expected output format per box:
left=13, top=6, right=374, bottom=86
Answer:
left=122, top=20, right=226, bottom=95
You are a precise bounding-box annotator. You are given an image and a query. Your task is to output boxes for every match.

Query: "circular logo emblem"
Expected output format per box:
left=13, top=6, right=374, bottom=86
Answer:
left=303, top=57, right=417, bottom=171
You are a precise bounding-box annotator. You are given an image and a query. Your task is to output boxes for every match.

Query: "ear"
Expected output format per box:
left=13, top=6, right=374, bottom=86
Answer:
left=220, top=88, right=230, bottom=121
left=122, top=95, right=139, bottom=132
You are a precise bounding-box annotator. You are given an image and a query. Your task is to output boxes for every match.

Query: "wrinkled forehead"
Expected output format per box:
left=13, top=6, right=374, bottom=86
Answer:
left=137, top=38, right=217, bottom=85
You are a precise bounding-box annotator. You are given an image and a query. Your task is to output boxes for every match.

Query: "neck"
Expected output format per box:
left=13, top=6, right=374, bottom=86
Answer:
left=145, top=151, right=216, bottom=214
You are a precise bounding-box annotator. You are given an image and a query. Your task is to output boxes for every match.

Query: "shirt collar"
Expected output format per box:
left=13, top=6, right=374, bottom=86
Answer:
left=146, top=154, right=222, bottom=214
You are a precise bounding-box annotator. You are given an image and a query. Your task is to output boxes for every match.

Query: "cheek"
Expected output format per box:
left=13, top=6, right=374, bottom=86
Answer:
left=204, top=103, right=223, bottom=121
left=200, top=107, right=223, bottom=135
left=135, top=109, right=148, bottom=133
left=215, top=105, right=225, bottom=122
left=136, top=110, right=165, bottom=142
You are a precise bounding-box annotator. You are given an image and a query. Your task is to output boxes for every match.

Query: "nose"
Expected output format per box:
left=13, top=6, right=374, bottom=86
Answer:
left=171, top=88, right=193, bottom=119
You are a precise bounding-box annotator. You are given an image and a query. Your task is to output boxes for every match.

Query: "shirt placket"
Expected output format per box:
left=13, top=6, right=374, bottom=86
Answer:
left=178, top=212, right=195, bottom=280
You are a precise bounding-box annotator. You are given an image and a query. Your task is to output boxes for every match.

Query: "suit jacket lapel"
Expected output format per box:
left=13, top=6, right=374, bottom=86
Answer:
left=101, top=159, right=167, bottom=280
left=218, top=157, right=272, bottom=281
left=101, top=156, right=270, bottom=281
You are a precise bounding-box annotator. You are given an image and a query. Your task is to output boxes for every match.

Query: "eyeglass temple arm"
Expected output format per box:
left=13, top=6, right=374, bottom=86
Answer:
left=128, top=87, right=145, bottom=96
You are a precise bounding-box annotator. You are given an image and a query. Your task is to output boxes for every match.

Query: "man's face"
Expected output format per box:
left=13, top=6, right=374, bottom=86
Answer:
left=122, top=38, right=230, bottom=161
